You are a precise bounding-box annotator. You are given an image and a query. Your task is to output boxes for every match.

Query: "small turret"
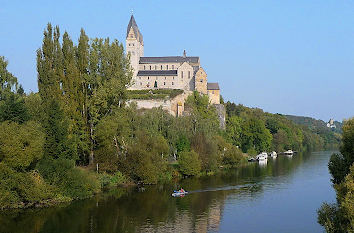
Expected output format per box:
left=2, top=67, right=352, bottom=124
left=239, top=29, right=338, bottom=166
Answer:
left=183, top=50, right=186, bottom=58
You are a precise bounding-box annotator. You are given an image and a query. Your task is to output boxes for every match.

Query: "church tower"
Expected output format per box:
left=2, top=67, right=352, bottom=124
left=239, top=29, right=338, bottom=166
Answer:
left=126, top=15, right=144, bottom=80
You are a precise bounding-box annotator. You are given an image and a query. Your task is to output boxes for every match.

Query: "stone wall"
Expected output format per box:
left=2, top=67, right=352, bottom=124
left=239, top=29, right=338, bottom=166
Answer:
left=214, top=104, right=226, bottom=130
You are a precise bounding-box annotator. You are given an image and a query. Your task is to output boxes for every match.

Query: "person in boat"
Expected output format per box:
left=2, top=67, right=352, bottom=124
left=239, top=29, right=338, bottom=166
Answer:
left=179, top=188, right=185, bottom=193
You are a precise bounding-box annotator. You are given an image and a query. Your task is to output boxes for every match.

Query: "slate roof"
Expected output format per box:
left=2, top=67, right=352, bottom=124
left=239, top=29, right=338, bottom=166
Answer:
left=127, top=15, right=143, bottom=44
left=137, top=70, right=178, bottom=76
left=207, top=82, right=220, bottom=90
left=139, top=56, right=199, bottom=64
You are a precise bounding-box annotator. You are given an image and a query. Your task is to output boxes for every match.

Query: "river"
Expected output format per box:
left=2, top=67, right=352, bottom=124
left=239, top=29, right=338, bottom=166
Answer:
left=0, top=151, right=336, bottom=233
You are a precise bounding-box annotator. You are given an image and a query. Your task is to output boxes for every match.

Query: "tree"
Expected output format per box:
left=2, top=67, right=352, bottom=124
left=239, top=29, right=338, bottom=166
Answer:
left=0, top=121, right=45, bottom=171
left=0, top=56, right=18, bottom=98
left=240, top=117, right=272, bottom=153
left=178, top=150, right=201, bottom=176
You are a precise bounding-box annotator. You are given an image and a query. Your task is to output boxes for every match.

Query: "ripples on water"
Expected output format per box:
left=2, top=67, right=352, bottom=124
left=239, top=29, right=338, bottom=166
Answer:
left=0, top=151, right=336, bottom=233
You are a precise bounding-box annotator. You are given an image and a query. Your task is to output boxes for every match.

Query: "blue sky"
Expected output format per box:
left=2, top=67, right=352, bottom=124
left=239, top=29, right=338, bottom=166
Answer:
left=1, top=0, right=353, bottom=121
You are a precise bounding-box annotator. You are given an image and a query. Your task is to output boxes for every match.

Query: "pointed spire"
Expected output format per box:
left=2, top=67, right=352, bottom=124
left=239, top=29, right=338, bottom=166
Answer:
left=126, top=14, right=143, bottom=45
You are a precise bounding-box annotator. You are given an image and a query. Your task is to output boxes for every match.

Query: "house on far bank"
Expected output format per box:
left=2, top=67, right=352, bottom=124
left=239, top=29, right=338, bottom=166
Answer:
left=125, top=14, right=224, bottom=123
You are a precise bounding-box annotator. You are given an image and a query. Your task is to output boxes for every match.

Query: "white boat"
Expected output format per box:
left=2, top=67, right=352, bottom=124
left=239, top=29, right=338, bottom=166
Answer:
left=270, top=151, right=277, bottom=158
left=256, top=152, right=268, bottom=161
left=284, top=150, right=293, bottom=156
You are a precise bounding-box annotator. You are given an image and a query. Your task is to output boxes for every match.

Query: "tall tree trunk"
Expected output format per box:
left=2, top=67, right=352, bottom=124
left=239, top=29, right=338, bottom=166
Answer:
left=89, top=121, right=94, bottom=165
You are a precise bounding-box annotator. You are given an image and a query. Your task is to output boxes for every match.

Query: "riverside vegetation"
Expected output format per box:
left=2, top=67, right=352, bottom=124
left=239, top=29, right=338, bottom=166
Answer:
left=0, top=24, right=341, bottom=209
left=318, top=118, right=354, bottom=233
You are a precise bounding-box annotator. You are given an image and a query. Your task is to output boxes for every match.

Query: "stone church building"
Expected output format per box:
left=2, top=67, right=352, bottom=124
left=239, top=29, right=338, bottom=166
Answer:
left=126, top=15, right=221, bottom=117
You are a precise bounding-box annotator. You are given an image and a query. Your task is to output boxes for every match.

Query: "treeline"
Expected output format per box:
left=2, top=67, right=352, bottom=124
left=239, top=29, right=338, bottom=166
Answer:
left=285, top=115, right=342, bottom=149
left=0, top=23, right=332, bottom=209
left=224, top=102, right=326, bottom=154
left=317, top=118, right=354, bottom=233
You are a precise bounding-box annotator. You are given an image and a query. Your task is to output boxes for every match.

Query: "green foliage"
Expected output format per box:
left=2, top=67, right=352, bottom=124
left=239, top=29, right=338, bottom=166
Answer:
left=225, top=102, right=327, bottom=154
left=127, top=89, right=183, bottom=99
left=0, top=121, right=45, bottom=171
left=121, top=131, right=169, bottom=184
left=178, top=150, right=201, bottom=176
left=285, top=114, right=342, bottom=148
left=0, top=164, right=55, bottom=209
left=318, top=118, right=354, bottom=233
left=37, top=158, right=100, bottom=199
left=0, top=93, right=29, bottom=123
left=317, top=202, right=349, bottom=233
left=99, top=171, right=127, bottom=188
left=329, top=118, right=354, bottom=185
left=240, top=117, right=272, bottom=153
left=176, top=135, right=191, bottom=154
left=0, top=56, right=18, bottom=98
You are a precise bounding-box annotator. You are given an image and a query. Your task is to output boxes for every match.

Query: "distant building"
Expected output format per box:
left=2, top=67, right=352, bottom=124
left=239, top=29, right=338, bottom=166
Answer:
left=125, top=15, right=221, bottom=112
left=327, top=118, right=336, bottom=128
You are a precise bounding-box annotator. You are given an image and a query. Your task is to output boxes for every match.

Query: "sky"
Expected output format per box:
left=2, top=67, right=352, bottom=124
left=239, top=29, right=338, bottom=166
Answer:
left=1, top=0, right=353, bottom=121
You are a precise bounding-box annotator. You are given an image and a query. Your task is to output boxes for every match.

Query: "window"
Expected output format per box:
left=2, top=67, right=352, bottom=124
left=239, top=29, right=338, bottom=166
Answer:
left=132, top=51, right=135, bottom=55
left=164, top=82, right=166, bottom=85
left=155, top=65, right=157, bottom=70
left=139, top=77, right=141, bottom=80
left=144, top=65, right=145, bottom=70
left=128, top=43, right=131, bottom=46
left=156, top=76, right=158, bottom=80
left=172, top=65, right=174, bottom=69
left=167, top=65, right=168, bottom=70
left=173, top=77, right=175, bottom=80
left=161, top=65, right=163, bottom=70
left=164, top=77, right=166, bottom=80
left=172, top=82, right=174, bottom=85
left=140, top=82, right=142, bottom=86
left=181, top=71, right=184, bottom=78
left=200, top=79, right=203, bottom=83
left=132, top=43, right=134, bottom=46
left=148, top=77, right=150, bottom=80
left=150, top=65, right=152, bottom=70
left=188, top=71, right=190, bottom=79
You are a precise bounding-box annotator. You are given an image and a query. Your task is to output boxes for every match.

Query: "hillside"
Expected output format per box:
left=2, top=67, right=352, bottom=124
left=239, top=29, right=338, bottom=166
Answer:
left=284, top=115, right=342, bottom=148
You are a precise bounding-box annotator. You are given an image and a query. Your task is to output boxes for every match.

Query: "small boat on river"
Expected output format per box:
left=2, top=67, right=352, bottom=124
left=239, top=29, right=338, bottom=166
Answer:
left=172, top=190, right=188, bottom=197
left=270, top=151, right=277, bottom=158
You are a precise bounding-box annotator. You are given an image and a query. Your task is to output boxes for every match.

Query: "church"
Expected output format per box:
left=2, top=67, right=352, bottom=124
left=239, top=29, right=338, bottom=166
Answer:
left=126, top=15, right=221, bottom=116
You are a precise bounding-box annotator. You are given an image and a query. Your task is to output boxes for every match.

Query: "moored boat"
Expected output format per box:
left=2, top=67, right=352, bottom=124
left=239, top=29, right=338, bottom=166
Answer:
left=284, top=150, right=294, bottom=156
left=270, top=151, right=277, bottom=158
left=256, top=152, right=268, bottom=161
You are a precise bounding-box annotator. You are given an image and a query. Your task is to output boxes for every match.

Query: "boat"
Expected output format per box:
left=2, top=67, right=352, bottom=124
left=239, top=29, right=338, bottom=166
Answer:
left=284, top=150, right=294, bottom=156
left=248, top=158, right=257, bottom=162
left=270, top=151, right=277, bottom=158
left=172, top=190, right=188, bottom=197
left=256, top=152, right=268, bottom=161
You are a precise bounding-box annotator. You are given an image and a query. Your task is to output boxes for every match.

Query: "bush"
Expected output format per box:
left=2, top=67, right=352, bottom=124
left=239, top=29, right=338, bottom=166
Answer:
left=178, top=150, right=201, bottom=176
left=0, top=164, right=55, bottom=209
left=223, top=146, right=243, bottom=168
left=99, top=171, right=127, bottom=188
left=37, top=158, right=100, bottom=199
left=60, top=167, right=100, bottom=199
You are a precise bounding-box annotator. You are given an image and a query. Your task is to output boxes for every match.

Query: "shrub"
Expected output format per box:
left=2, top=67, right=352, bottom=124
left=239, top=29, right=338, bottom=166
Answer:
left=0, top=164, right=55, bottom=209
left=99, top=171, right=127, bottom=188
left=178, top=150, right=201, bottom=176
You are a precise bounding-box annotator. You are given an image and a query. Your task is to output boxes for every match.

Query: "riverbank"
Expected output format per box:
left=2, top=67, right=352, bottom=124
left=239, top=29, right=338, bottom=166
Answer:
left=0, top=151, right=335, bottom=233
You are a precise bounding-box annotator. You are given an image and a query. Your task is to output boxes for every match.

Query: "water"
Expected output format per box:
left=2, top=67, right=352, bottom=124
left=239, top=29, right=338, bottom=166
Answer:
left=0, top=151, right=336, bottom=233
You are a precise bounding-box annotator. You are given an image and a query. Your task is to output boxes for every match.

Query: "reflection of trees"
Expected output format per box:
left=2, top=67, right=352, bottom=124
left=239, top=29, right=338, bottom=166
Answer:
left=0, top=151, right=315, bottom=233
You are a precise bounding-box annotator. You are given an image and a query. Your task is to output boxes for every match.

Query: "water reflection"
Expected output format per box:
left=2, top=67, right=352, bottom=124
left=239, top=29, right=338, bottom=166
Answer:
left=0, top=151, right=334, bottom=233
